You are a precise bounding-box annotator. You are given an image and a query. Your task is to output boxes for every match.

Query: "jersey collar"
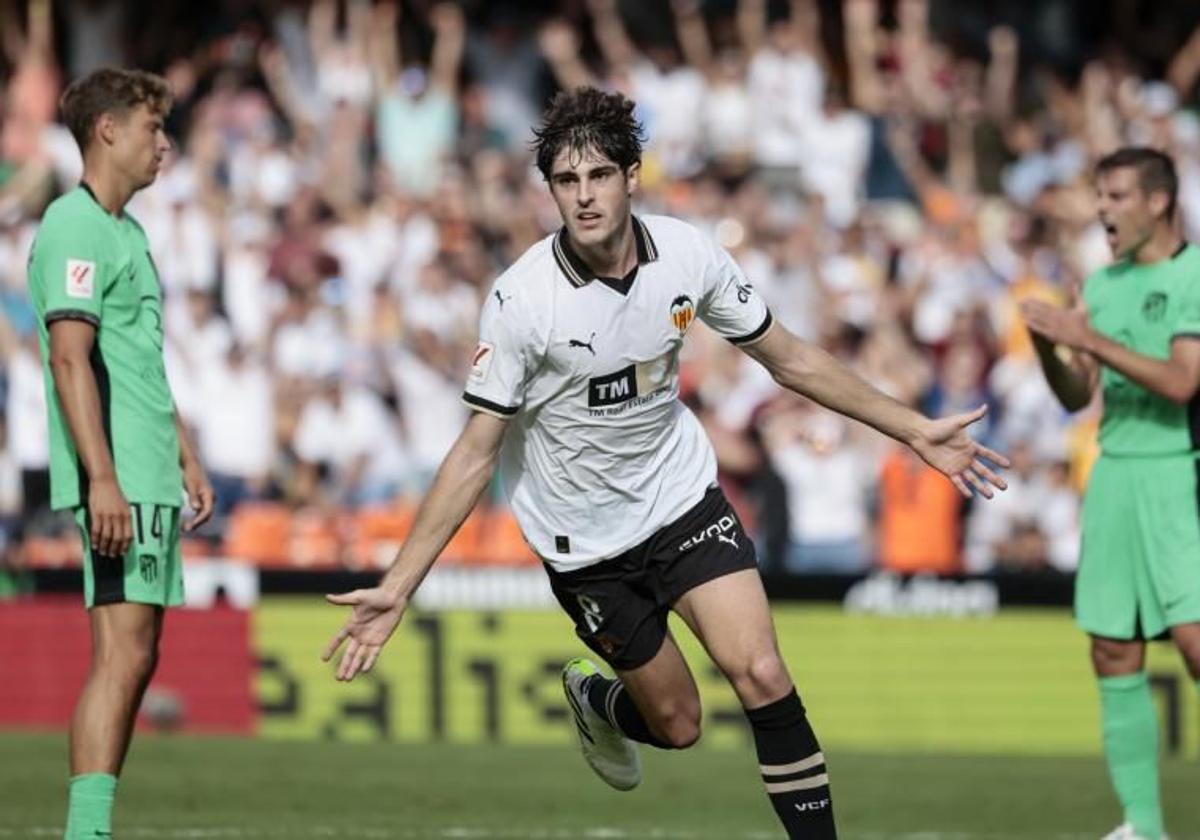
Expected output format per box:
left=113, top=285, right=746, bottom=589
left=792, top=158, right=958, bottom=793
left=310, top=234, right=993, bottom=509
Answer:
left=552, top=215, right=660, bottom=290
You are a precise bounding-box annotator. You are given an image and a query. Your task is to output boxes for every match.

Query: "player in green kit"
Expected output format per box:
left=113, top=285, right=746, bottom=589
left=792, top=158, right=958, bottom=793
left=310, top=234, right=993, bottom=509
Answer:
left=26, top=69, right=214, bottom=839
left=1022, top=147, right=1200, bottom=840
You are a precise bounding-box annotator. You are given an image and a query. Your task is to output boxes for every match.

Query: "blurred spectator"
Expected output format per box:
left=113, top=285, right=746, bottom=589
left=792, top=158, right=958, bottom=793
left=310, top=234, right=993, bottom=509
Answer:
left=877, top=445, right=963, bottom=574
left=761, top=399, right=872, bottom=574
left=371, top=1, right=465, bottom=198
left=292, top=376, right=408, bottom=506
left=965, top=438, right=1080, bottom=573
left=5, top=331, right=50, bottom=532
left=191, top=342, right=275, bottom=524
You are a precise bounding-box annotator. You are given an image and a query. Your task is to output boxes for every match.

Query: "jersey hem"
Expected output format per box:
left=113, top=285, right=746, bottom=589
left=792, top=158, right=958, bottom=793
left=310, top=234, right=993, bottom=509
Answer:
left=538, top=482, right=714, bottom=573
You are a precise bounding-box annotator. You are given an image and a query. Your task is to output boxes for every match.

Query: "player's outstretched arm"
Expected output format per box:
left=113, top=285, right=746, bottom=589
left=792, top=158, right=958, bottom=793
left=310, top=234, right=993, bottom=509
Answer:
left=740, top=321, right=1009, bottom=498
left=323, top=410, right=509, bottom=681
left=48, top=319, right=132, bottom=558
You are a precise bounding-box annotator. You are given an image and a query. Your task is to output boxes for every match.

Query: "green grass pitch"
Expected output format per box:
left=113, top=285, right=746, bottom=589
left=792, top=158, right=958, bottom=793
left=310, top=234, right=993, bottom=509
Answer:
left=1, top=732, right=1197, bottom=838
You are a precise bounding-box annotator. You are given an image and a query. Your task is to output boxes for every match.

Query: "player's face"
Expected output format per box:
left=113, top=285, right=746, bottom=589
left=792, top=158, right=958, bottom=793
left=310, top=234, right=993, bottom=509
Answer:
left=110, top=104, right=171, bottom=190
left=547, top=145, right=639, bottom=250
left=1095, top=166, right=1161, bottom=259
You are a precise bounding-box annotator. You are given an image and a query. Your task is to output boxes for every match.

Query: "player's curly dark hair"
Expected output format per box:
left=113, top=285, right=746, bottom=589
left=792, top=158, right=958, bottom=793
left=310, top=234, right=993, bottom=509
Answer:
left=532, top=87, right=645, bottom=180
left=60, top=68, right=173, bottom=153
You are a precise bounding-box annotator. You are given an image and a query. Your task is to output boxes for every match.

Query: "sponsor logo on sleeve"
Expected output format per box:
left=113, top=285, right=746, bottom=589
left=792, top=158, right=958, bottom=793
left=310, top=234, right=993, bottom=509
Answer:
left=66, top=259, right=96, bottom=299
left=469, top=342, right=494, bottom=383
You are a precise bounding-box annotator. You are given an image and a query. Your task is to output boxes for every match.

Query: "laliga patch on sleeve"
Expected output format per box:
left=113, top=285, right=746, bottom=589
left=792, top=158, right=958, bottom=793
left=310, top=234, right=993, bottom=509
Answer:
left=469, top=341, right=495, bottom=383
left=65, top=259, right=96, bottom=299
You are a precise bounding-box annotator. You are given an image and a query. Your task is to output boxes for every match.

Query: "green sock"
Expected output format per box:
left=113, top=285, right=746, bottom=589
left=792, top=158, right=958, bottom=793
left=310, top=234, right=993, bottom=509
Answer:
left=1099, top=673, right=1162, bottom=840
left=64, top=773, right=117, bottom=839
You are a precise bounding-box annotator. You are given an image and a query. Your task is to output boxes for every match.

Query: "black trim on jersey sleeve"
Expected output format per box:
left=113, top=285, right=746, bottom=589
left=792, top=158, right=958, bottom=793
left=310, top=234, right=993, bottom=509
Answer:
left=1171, top=332, right=1200, bottom=340
left=462, top=392, right=519, bottom=417
left=726, top=311, right=774, bottom=346
left=45, top=309, right=101, bottom=328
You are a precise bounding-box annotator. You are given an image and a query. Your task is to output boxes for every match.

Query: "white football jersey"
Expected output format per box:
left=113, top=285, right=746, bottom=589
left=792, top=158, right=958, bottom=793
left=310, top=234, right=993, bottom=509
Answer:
left=463, top=215, right=773, bottom=571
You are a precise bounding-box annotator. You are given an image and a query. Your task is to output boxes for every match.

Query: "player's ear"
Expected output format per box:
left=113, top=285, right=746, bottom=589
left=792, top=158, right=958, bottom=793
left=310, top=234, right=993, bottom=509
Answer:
left=625, top=161, right=640, bottom=196
left=1147, top=189, right=1170, bottom=221
left=96, top=111, right=117, bottom=148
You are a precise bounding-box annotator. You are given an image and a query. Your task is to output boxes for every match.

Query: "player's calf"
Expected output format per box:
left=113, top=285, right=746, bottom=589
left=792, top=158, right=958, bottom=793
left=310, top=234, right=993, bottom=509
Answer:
left=746, top=688, right=837, bottom=839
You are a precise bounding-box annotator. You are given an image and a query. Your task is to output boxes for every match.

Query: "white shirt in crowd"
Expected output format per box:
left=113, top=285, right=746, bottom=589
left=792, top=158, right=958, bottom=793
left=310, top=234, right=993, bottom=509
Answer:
left=6, top=346, right=49, bottom=471
left=964, top=463, right=1080, bottom=573
left=464, top=215, right=772, bottom=571
left=194, top=356, right=276, bottom=480
left=629, top=62, right=708, bottom=179
left=748, top=48, right=824, bottom=170
left=799, top=108, right=871, bottom=228
left=769, top=416, right=870, bottom=545
left=294, top=384, right=408, bottom=492
left=389, top=348, right=467, bottom=479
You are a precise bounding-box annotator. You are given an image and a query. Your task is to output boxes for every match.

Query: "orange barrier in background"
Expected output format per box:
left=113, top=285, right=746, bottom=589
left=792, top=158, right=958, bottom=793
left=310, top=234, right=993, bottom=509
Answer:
left=20, top=502, right=540, bottom=570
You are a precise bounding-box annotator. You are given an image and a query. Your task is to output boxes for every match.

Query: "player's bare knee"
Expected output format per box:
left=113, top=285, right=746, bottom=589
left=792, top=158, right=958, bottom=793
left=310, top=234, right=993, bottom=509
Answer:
left=731, top=653, right=792, bottom=707
left=647, top=698, right=702, bottom=749
left=1089, top=637, right=1142, bottom=677
left=95, top=637, right=159, bottom=684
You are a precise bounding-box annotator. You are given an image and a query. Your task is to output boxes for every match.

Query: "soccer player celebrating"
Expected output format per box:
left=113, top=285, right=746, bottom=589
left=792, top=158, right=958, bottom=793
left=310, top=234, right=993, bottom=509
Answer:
left=324, top=87, right=1007, bottom=838
left=26, top=69, right=214, bottom=839
left=1022, top=147, right=1200, bottom=840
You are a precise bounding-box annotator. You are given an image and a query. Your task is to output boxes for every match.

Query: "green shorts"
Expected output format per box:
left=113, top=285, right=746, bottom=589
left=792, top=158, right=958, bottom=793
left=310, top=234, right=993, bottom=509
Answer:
left=75, top=503, right=184, bottom=609
left=1076, top=454, right=1200, bottom=639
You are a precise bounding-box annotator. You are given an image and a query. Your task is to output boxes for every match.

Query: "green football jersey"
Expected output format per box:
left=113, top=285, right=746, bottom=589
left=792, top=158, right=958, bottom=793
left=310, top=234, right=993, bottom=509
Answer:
left=27, top=184, right=181, bottom=510
left=1084, top=242, right=1200, bottom=456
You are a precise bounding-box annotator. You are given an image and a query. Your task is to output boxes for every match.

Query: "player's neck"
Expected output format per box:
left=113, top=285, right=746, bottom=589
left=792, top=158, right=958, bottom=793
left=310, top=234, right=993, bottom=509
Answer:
left=80, top=165, right=135, bottom=217
left=569, top=217, right=638, bottom=279
left=1131, top=225, right=1183, bottom=265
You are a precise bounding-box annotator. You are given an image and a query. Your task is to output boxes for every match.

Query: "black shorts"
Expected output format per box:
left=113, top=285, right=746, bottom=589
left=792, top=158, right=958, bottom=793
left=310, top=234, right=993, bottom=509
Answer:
left=545, top=486, right=759, bottom=671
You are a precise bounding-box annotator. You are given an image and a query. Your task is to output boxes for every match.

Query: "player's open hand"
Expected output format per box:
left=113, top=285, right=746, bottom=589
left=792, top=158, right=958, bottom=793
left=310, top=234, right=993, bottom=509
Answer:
left=323, top=587, right=408, bottom=681
left=910, top=405, right=1011, bottom=498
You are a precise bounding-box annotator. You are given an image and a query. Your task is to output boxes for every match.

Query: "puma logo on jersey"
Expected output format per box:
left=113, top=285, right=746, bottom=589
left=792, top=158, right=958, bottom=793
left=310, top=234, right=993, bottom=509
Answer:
left=678, top=514, right=738, bottom=552
left=569, top=332, right=597, bottom=355
left=494, top=289, right=512, bottom=309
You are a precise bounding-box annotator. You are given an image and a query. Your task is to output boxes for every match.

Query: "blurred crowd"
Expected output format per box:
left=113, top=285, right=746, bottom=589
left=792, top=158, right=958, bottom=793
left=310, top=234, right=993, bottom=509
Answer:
left=2, top=0, right=1200, bottom=579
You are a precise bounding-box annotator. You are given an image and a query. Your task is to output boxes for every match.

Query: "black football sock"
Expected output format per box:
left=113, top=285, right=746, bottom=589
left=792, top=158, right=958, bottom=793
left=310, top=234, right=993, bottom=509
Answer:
left=746, top=689, right=836, bottom=839
left=583, top=674, right=675, bottom=749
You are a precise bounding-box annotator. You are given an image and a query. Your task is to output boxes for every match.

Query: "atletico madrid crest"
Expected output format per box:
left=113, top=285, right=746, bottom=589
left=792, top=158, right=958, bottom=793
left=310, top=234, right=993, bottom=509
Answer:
left=670, top=294, right=694, bottom=334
